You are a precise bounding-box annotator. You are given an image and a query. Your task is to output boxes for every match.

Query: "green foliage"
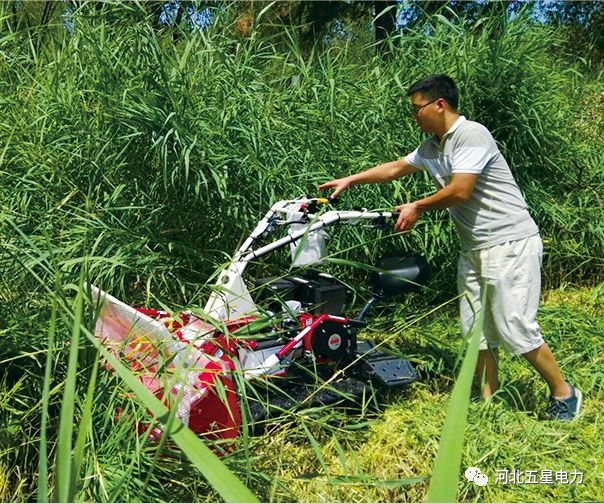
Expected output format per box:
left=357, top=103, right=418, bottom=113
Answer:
left=0, top=3, right=602, bottom=502
left=1, top=3, right=601, bottom=308
left=426, top=290, right=484, bottom=502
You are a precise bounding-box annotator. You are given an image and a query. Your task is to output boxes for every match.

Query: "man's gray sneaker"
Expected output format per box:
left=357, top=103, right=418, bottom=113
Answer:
left=549, top=383, right=582, bottom=420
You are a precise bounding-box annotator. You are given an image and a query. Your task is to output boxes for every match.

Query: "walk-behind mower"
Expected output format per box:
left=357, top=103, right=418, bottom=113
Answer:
left=91, top=197, right=430, bottom=451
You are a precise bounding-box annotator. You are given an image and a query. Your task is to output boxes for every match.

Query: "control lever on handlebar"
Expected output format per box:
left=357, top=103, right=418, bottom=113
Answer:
left=306, top=196, right=338, bottom=214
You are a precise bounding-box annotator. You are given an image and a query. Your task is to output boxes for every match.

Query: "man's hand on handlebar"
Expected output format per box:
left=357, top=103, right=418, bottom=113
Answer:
left=318, top=177, right=421, bottom=231
left=318, top=177, right=350, bottom=199
left=393, top=202, right=422, bottom=232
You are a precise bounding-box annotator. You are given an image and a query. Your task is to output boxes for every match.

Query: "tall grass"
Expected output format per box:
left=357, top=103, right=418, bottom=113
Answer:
left=1, top=3, right=601, bottom=304
left=425, top=290, right=484, bottom=502
left=0, top=2, right=602, bottom=502
left=1, top=219, right=257, bottom=501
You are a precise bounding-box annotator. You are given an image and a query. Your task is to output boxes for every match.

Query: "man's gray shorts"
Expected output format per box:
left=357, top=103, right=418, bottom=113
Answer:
left=457, top=235, right=545, bottom=355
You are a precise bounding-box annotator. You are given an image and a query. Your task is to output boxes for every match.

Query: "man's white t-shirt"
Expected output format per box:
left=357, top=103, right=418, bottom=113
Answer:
left=404, top=116, right=539, bottom=251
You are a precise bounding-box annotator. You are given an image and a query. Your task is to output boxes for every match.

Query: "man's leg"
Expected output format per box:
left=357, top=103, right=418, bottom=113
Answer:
left=522, top=343, right=571, bottom=398
left=458, top=250, right=501, bottom=398
left=486, top=236, right=581, bottom=418
left=476, top=348, right=500, bottom=399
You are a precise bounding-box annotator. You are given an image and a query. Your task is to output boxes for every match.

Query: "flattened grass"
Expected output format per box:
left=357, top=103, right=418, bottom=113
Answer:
left=246, top=285, right=603, bottom=502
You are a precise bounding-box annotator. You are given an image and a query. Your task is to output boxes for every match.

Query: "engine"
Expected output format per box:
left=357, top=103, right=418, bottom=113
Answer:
left=254, top=271, right=353, bottom=316
left=254, top=272, right=354, bottom=361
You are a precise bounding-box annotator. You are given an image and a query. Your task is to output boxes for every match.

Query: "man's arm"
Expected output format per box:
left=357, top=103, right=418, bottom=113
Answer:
left=394, top=173, right=479, bottom=231
left=319, top=158, right=421, bottom=198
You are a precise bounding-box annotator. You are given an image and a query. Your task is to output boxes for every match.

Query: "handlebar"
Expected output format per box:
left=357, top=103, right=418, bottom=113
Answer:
left=288, top=197, right=400, bottom=220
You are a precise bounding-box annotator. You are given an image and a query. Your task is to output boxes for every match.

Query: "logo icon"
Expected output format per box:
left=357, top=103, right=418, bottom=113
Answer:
left=328, top=334, right=342, bottom=350
left=465, top=467, right=488, bottom=487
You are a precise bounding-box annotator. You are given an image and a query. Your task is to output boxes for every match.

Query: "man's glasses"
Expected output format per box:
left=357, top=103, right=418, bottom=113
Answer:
left=410, top=99, right=438, bottom=116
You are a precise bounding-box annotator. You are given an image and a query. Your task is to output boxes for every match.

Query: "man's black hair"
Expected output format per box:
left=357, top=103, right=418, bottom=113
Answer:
left=407, top=74, right=459, bottom=110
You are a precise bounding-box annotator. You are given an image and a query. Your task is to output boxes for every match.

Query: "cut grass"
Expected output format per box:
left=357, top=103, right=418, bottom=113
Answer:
left=242, top=285, right=603, bottom=502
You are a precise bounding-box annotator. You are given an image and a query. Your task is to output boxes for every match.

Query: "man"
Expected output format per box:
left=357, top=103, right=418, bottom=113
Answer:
left=319, top=74, right=581, bottom=420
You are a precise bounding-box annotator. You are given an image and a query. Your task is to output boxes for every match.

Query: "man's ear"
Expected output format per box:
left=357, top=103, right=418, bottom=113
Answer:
left=436, top=98, right=447, bottom=112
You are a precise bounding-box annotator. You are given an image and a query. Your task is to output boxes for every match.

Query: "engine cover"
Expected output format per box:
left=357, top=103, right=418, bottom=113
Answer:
left=254, top=272, right=353, bottom=315
left=291, top=272, right=352, bottom=315
left=311, top=320, right=351, bottom=361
